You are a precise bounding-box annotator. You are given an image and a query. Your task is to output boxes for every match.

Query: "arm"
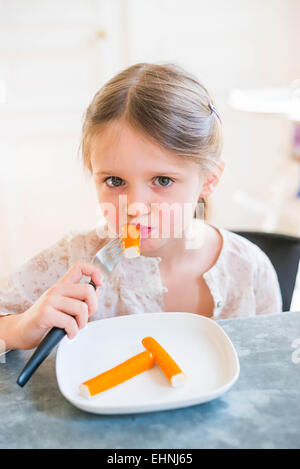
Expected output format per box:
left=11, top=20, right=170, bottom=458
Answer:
left=0, top=227, right=106, bottom=352
left=0, top=314, right=24, bottom=351
left=0, top=261, right=102, bottom=352
left=0, top=230, right=74, bottom=352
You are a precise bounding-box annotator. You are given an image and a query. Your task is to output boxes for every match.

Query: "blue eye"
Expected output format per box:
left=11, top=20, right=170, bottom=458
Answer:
left=154, top=176, right=174, bottom=187
left=103, top=176, right=174, bottom=188
left=104, top=176, right=124, bottom=187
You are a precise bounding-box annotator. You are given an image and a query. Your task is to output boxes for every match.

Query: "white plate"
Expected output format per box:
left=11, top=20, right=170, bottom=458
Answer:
left=56, top=312, right=240, bottom=414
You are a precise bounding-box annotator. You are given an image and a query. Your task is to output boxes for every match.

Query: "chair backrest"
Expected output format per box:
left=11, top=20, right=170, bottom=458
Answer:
left=233, top=231, right=300, bottom=312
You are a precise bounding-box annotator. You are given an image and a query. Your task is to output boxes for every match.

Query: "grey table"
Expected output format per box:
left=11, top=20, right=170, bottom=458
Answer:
left=1, top=311, right=300, bottom=449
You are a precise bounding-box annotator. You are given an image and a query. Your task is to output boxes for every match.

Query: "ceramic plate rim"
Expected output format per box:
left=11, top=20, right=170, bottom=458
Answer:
left=56, top=312, right=240, bottom=414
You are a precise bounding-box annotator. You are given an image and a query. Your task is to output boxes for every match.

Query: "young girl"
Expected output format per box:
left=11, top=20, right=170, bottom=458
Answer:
left=0, top=62, right=282, bottom=353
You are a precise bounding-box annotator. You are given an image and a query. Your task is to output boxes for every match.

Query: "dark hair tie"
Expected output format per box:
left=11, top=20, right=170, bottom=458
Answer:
left=208, top=102, right=222, bottom=123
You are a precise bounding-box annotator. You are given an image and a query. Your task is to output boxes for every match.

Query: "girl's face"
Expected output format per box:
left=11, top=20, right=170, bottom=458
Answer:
left=90, top=120, right=205, bottom=253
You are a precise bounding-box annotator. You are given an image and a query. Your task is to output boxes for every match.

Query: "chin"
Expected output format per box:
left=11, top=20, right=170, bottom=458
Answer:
left=140, top=236, right=169, bottom=252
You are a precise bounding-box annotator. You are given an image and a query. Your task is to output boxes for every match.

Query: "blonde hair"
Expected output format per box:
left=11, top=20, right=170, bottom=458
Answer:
left=80, top=62, right=223, bottom=220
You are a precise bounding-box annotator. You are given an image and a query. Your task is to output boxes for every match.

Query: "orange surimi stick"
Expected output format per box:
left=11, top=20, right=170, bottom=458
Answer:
left=121, top=223, right=141, bottom=258
left=79, top=350, right=154, bottom=399
left=142, top=337, right=187, bottom=387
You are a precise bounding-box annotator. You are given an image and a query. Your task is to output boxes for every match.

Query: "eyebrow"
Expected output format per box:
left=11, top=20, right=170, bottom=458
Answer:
left=94, top=170, right=182, bottom=176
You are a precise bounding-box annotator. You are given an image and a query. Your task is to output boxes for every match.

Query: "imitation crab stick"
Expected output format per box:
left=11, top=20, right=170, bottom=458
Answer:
left=78, top=350, right=154, bottom=399
left=121, top=223, right=141, bottom=258
left=142, top=337, right=187, bottom=387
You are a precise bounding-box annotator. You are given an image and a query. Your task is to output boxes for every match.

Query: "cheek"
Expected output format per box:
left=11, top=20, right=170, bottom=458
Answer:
left=98, top=195, right=128, bottom=235
left=155, top=205, right=186, bottom=237
left=158, top=201, right=197, bottom=237
left=97, top=193, right=118, bottom=225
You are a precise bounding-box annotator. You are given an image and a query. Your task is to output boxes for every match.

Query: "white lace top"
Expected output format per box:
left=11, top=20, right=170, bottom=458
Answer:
left=0, top=220, right=283, bottom=325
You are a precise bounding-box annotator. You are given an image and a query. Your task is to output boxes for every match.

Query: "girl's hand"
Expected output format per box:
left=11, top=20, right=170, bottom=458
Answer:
left=14, top=260, right=102, bottom=350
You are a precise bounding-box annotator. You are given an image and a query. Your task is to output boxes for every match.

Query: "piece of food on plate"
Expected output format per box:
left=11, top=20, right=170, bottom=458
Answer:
left=142, top=336, right=187, bottom=387
left=79, top=350, right=154, bottom=398
left=121, top=223, right=140, bottom=258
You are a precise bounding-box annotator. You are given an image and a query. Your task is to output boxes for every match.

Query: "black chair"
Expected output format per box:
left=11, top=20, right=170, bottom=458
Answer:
left=233, top=231, right=300, bottom=312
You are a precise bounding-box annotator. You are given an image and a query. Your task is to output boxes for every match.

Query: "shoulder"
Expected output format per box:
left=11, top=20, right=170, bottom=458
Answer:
left=217, top=227, right=279, bottom=281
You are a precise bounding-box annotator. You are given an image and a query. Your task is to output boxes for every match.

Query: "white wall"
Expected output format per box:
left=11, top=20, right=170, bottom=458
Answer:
left=0, top=0, right=300, bottom=282
left=0, top=0, right=126, bottom=275
left=125, top=0, right=300, bottom=232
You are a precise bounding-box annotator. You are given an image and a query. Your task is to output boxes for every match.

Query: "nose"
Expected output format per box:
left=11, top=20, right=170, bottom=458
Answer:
left=126, top=186, right=150, bottom=223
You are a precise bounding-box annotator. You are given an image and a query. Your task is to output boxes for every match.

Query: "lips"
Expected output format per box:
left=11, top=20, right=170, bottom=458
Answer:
left=135, top=224, right=151, bottom=231
left=135, top=224, right=152, bottom=239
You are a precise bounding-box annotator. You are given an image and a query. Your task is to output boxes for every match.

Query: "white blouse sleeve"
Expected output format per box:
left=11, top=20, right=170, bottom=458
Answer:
left=253, top=247, right=283, bottom=315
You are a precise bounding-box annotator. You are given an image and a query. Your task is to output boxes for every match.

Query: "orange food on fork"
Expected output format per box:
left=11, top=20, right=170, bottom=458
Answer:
left=142, top=336, right=187, bottom=387
left=79, top=350, right=154, bottom=398
left=121, top=223, right=141, bottom=258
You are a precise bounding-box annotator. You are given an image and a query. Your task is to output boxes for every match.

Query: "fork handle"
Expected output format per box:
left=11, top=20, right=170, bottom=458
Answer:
left=16, top=327, right=66, bottom=387
left=16, top=280, right=97, bottom=387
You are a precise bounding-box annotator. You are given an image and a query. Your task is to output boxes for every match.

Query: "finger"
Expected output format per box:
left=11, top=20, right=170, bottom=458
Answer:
left=51, top=295, right=89, bottom=329
left=47, top=306, right=79, bottom=340
left=58, top=260, right=103, bottom=288
left=53, top=283, right=98, bottom=316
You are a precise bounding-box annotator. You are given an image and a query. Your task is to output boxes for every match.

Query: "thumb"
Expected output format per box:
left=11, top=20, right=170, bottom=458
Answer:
left=58, top=260, right=103, bottom=287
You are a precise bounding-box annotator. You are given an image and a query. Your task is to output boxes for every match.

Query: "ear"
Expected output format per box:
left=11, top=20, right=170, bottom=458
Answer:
left=200, top=159, right=225, bottom=197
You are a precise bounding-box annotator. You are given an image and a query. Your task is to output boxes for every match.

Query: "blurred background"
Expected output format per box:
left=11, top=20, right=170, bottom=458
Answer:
left=0, top=0, right=300, bottom=307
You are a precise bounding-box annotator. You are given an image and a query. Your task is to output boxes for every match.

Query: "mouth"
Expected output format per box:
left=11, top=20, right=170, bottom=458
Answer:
left=135, top=224, right=152, bottom=238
